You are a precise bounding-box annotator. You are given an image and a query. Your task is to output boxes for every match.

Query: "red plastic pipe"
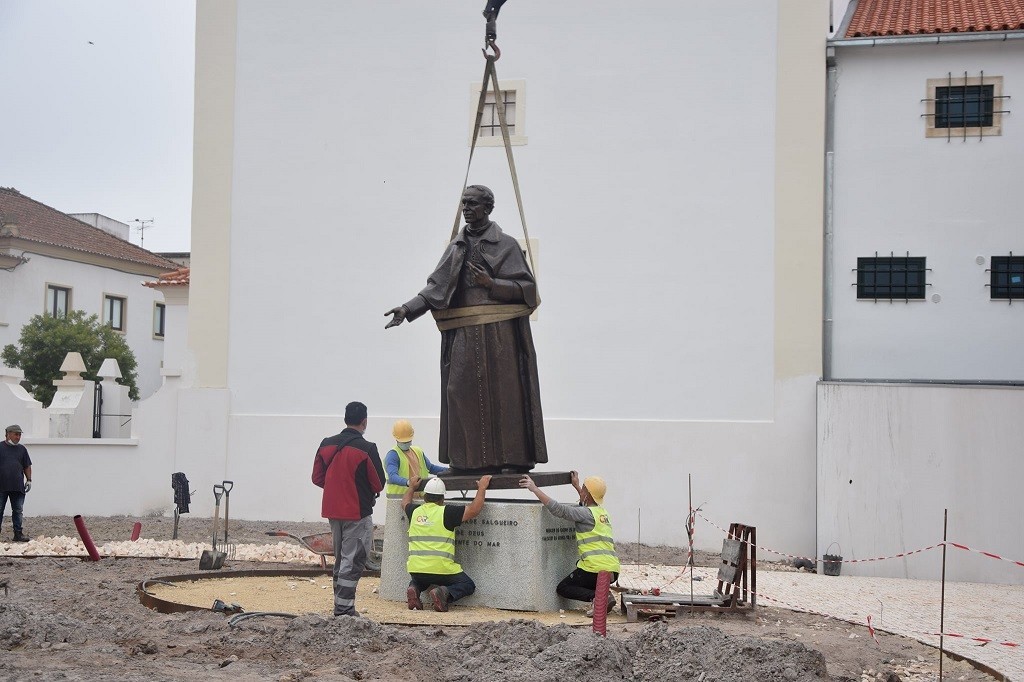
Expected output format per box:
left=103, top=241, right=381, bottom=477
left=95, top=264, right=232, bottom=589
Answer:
left=73, top=515, right=101, bottom=561
left=130, top=522, right=142, bottom=541
left=592, top=570, right=611, bottom=636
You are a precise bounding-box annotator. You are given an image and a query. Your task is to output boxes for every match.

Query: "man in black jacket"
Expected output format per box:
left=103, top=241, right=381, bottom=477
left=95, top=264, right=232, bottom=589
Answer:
left=1, top=425, right=32, bottom=542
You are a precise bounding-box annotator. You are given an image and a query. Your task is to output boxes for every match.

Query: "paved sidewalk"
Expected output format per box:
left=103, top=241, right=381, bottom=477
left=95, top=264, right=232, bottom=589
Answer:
left=618, top=564, right=1023, bottom=681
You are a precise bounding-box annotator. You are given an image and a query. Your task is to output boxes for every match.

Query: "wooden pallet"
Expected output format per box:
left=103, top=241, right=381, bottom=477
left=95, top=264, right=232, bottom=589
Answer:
left=623, top=523, right=756, bottom=622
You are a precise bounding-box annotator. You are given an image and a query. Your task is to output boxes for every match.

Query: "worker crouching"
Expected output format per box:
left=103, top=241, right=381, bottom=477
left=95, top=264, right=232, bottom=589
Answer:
left=521, top=471, right=620, bottom=615
left=402, top=474, right=492, bottom=612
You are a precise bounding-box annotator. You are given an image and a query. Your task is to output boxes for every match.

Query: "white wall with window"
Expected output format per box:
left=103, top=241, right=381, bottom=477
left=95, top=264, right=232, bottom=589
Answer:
left=0, top=253, right=167, bottom=398
left=182, top=1, right=827, bottom=554
left=830, top=40, right=1024, bottom=380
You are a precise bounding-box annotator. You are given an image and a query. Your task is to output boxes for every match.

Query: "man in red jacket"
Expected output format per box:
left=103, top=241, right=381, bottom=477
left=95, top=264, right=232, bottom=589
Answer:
left=312, top=402, right=386, bottom=617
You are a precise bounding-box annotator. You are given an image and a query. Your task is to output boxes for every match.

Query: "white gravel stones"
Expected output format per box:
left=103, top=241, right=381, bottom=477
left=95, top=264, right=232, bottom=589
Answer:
left=0, top=536, right=323, bottom=563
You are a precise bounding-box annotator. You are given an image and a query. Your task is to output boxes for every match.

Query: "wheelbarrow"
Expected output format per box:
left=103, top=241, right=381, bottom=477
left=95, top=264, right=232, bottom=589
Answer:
left=266, top=531, right=382, bottom=571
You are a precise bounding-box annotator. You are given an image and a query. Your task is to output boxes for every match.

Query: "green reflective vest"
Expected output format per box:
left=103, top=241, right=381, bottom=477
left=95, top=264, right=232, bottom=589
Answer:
left=407, top=503, right=462, bottom=575
left=385, top=445, right=429, bottom=498
left=577, top=505, right=620, bottom=573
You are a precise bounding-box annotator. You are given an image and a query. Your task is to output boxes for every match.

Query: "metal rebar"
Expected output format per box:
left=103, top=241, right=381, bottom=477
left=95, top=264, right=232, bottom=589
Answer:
left=939, top=508, right=948, bottom=681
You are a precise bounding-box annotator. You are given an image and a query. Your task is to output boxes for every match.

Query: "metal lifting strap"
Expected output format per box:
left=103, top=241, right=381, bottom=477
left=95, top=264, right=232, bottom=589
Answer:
left=451, top=53, right=537, bottom=281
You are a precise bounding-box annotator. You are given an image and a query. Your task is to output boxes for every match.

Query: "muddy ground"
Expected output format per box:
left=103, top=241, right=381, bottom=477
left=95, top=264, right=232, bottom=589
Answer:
left=0, top=515, right=996, bottom=681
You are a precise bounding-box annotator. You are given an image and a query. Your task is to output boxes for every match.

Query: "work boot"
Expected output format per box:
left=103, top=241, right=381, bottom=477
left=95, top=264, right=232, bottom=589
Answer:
left=428, top=585, right=450, bottom=612
left=406, top=585, right=423, bottom=610
left=12, top=533, right=28, bottom=543
left=585, top=591, right=616, bottom=617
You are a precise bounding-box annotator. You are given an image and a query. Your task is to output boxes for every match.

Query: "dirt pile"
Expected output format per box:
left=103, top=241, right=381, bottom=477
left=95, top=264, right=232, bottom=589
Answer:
left=0, top=517, right=998, bottom=681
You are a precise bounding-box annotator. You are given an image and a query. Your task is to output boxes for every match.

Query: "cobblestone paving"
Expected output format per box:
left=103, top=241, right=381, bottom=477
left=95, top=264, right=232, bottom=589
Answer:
left=617, top=564, right=1023, bottom=681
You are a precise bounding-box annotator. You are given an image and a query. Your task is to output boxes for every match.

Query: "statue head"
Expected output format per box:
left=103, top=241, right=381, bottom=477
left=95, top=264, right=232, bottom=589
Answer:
left=463, top=185, right=495, bottom=221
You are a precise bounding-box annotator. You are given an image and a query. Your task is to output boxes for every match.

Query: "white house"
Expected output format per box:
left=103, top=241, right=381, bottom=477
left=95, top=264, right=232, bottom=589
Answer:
left=0, top=186, right=179, bottom=399
left=819, top=0, right=1024, bottom=582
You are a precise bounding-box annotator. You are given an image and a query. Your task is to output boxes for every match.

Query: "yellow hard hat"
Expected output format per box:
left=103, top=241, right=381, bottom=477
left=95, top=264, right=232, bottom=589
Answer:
left=392, top=419, right=414, bottom=443
left=583, top=476, right=607, bottom=504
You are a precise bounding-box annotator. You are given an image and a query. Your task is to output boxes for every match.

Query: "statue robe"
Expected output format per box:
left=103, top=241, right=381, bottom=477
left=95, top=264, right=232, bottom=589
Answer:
left=403, top=220, right=547, bottom=472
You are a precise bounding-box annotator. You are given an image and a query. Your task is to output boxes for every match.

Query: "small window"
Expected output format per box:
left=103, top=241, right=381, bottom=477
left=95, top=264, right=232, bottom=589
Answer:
left=153, top=303, right=166, bottom=338
left=923, top=74, right=1007, bottom=139
left=470, top=79, right=527, bottom=147
left=104, top=295, right=126, bottom=331
left=46, top=285, right=71, bottom=318
left=482, top=89, right=517, bottom=137
left=935, top=85, right=993, bottom=128
left=855, top=256, right=929, bottom=301
left=989, top=255, right=1024, bottom=302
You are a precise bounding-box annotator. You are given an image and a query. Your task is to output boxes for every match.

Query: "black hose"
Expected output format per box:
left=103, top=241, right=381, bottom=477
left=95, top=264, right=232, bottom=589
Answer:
left=228, top=611, right=298, bottom=627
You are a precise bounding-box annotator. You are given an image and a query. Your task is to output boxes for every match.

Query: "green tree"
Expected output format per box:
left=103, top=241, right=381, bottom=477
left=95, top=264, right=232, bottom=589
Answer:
left=1, top=311, right=140, bottom=405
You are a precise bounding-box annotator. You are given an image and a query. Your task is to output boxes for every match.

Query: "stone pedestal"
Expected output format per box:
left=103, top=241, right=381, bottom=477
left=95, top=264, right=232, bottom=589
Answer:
left=379, top=497, right=579, bottom=612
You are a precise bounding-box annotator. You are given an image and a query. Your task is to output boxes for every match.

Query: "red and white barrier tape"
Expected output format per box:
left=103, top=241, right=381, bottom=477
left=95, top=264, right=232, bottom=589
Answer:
left=696, top=512, right=942, bottom=565
left=919, top=631, right=1021, bottom=648
left=866, top=615, right=881, bottom=646
left=946, top=542, right=1024, bottom=569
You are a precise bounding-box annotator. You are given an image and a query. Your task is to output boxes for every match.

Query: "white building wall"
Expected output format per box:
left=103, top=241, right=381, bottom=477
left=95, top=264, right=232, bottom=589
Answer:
left=830, top=41, right=1024, bottom=381
left=817, top=382, right=1024, bottom=585
left=182, top=0, right=826, bottom=556
left=0, top=253, right=167, bottom=399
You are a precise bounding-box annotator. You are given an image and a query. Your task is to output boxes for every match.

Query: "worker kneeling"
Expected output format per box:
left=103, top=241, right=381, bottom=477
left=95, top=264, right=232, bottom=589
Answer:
left=402, top=474, right=492, bottom=612
left=521, top=471, right=620, bottom=615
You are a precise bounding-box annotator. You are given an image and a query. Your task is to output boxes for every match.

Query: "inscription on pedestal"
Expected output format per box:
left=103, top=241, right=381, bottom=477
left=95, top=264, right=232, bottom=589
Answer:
left=380, top=498, right=579, bottom=612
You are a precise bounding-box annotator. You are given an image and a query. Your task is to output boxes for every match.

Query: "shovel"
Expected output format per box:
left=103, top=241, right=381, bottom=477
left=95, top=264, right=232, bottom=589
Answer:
left=199, top=484, right=226, bottom=570
left=221, top=480, right=236, bottom=559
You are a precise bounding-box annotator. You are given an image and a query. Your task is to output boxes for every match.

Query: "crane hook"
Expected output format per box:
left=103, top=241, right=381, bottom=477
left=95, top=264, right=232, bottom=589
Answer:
left=482, top=39, right=501, bottom=61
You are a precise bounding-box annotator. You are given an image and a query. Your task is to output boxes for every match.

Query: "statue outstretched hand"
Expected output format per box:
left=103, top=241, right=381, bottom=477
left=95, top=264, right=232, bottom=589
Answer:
left=384, top=306, right=407, bottom=329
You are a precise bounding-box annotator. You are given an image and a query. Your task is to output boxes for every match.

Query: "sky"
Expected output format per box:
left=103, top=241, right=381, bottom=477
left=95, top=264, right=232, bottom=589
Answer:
left=0, top=0, right=852, bottom=256
left=0, top=1, right=196, bottom=253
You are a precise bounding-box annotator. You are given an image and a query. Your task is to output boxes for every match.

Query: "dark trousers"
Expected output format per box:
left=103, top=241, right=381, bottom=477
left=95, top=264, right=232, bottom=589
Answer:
left=409, top=571, right=476, bottom=603
left=556, top=568, right=619, bottom=603
left=329, top=516, right=373, bottom=616
left=0, top=492, right=26, bottom=535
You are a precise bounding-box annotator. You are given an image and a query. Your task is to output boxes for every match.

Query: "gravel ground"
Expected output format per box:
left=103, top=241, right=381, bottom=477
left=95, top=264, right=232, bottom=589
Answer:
left=0, top=514, right=998, bottom=681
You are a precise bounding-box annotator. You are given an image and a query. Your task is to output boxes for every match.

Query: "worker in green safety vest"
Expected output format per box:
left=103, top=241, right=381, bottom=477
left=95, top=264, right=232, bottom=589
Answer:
left=402, top=473, right=492, bottom=612
left=520, top=471, right=620, bottom=615
left=383, top=419, right=449, bottom=499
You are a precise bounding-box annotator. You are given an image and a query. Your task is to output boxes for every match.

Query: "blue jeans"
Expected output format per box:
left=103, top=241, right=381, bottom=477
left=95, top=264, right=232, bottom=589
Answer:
left=409, top=571, right=476, bottom=603
left=0, top=491, right=26, bottom=535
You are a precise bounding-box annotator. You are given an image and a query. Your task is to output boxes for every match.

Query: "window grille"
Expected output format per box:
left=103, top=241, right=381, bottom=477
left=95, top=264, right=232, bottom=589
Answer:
left=481, top=89, right=517, bottom=137
left=987, top=253, right=1024, bottom=304
left=922, top=72, right=1010, bottom=141
left=854, top=253, right=930, bottom=302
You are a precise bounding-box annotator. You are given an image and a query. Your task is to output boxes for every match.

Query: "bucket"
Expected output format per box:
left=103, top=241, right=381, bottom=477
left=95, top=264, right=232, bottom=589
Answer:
left=822, top=542, right=843, bottom=576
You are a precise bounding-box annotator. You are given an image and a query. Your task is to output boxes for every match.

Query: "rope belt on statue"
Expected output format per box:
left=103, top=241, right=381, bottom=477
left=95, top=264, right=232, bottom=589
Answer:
left=432, top=303, right=534, bottom=332
left=450, top=7, right=537, bottom=283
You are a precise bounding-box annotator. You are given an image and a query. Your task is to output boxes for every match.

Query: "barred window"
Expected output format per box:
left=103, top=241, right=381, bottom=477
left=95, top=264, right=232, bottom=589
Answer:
left=934, top=85, right=994, bottom=128
left=989, top=255, right=1024, bottom=301
left=855, top=256, right=928, bottom=301
left=923, top=74, right=1007, bottom=139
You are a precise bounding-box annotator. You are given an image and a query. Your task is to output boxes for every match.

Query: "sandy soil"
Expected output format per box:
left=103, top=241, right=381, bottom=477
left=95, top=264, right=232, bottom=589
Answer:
left=0, top=515, right=997, bottom=681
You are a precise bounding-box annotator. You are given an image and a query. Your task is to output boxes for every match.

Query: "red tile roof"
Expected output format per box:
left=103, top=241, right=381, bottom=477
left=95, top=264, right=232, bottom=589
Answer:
left=143, top=267, right=190, bottom=288
left=0, top=187, right=179, bottom=271
left=846, top=0, right=1024, bottom=37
